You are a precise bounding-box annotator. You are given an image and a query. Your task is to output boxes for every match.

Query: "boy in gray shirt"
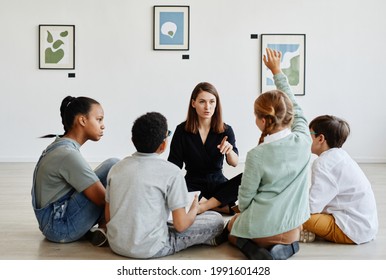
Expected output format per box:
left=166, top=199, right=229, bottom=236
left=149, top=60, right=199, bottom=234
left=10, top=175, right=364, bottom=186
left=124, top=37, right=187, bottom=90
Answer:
left=105, top=112, right=224, bottom=258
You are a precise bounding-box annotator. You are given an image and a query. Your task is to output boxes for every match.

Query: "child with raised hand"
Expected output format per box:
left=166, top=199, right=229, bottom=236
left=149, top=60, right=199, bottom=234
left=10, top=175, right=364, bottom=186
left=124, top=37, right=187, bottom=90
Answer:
left=224, top=48, right=312, bottom=260
left=105, top=112, right=224, bottom=259
left=301, top=115, right=378, bottom=244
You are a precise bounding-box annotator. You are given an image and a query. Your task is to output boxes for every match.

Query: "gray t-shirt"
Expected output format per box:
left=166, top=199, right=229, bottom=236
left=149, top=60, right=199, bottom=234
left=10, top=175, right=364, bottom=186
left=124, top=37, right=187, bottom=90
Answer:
left=106, top=152, right=188, bottom=259
left=35, top=137, right=99, bottom=208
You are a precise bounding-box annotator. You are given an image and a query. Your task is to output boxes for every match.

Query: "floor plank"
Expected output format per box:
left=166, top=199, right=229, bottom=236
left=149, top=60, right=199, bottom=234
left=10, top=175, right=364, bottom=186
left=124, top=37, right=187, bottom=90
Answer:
left=0, top=162, right=385, bottom=260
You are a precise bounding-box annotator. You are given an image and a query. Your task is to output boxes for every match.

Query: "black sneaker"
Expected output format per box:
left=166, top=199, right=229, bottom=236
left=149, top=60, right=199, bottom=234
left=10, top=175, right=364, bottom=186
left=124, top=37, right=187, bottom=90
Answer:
left=213, top=224, right=230, bottom=245
left=86, top=227, right=108, bottom=247
left=236, top=238, right=274, bottom=260
left=269, top=241, right=299, bottom=260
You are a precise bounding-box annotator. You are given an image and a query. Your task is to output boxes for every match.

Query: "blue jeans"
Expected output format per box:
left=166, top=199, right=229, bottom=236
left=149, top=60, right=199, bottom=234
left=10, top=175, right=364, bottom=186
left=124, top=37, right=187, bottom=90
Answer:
left=152, top=211, right=224, bottom=258
left=33, top=158, right=119, bottom=243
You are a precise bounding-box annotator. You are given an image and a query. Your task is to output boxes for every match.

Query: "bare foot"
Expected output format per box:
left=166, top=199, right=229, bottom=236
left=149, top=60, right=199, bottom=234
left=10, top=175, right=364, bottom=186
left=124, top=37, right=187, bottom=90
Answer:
left=213, top=205, right=232, bottom=214
left=198, top=197, right=224, bottom=214
left=197, top=201, right=208, bottom=214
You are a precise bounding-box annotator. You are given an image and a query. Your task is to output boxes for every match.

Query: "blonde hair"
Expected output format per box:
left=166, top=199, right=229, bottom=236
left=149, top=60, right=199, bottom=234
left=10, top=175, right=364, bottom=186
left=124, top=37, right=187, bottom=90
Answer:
left=254, top=90, right=293, bottom=144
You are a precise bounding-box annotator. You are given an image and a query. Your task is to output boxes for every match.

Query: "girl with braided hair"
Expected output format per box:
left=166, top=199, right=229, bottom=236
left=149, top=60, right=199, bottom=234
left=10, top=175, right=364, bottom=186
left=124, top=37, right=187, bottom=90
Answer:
left=223, top=48, right=312, bottom=259
left=32, top=96, right=119, bottom=246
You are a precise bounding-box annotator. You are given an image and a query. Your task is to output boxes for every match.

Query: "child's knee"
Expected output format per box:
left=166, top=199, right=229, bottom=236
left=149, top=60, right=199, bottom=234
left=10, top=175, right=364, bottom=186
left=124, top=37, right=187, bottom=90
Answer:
left=205, top=211, right=226, bottom=231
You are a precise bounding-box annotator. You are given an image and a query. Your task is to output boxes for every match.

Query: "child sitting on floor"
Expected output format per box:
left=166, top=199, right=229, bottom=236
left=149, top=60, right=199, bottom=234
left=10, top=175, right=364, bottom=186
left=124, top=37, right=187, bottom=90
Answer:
left=302, top=115, right=378, bottom=244
left=224, top=48, right=312, bottom=260
left=105, top=112, right=224, bottom=258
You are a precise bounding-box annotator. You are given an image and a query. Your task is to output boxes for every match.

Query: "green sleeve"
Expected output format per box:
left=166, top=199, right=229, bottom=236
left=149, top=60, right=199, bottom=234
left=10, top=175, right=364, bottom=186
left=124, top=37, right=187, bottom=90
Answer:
left=238, top=149, right=262, bottom=212
left=273, top=73, right=310, bottom=137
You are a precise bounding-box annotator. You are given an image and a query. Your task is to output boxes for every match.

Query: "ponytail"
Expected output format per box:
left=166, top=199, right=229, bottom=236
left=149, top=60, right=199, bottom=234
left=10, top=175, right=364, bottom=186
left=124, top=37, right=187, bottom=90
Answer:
left=258, top=115, right=278, bottom=144
left=255, top=90, right=293, bottom=145
left=40, top=96, right=100, bottom=138
left=39, top=134, right=62, bottom=138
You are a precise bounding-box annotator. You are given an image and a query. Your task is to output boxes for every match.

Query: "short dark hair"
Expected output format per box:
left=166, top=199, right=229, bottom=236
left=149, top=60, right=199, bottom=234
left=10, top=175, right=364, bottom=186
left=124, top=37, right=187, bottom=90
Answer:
left=309, top=115, right=350, bottom=148
left=131, top=112, right=168, bottom=153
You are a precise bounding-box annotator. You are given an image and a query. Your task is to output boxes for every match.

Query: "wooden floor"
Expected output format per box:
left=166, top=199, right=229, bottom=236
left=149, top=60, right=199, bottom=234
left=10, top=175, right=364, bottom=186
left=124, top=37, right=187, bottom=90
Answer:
left=0, top=162, right=385, bottom=260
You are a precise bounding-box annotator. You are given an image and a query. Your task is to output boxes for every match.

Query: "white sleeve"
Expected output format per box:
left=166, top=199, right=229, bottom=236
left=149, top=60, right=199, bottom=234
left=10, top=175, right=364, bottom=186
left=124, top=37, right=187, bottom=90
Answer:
left=309, top=160, right=339, bottom=213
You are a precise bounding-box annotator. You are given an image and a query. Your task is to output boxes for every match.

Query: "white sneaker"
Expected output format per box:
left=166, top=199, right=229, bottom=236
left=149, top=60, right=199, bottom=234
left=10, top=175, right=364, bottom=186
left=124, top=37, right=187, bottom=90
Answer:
left=299, top=230, right=316, bottom=243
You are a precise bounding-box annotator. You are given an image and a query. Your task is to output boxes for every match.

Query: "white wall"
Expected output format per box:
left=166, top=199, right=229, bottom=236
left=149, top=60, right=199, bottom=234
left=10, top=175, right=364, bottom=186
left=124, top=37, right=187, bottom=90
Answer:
left=1, top=0, right=385, bottom=163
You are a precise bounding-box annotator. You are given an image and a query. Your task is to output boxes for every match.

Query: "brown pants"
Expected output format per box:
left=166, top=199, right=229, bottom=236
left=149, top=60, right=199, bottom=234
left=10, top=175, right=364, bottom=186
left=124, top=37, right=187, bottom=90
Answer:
left=228, top=214, right=301, bottom=249
left=303, top=213, right=354, bottom=244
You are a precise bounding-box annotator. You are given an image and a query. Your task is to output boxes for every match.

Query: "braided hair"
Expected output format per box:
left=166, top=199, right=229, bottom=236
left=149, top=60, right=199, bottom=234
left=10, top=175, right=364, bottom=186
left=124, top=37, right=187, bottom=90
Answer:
left=254, top=90, right=293, bottom=145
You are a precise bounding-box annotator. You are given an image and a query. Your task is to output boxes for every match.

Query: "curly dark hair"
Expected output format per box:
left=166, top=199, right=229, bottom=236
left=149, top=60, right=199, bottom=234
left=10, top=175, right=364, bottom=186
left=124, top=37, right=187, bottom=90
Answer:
left=132, top=112, right=168, bottom=153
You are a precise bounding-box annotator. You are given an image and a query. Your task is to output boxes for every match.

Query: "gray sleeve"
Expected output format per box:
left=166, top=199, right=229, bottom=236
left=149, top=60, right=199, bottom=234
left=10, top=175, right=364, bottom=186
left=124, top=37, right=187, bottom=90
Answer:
left=166, top=172, right=189, bottom=211
left=59, top=150, right=100, bottom=193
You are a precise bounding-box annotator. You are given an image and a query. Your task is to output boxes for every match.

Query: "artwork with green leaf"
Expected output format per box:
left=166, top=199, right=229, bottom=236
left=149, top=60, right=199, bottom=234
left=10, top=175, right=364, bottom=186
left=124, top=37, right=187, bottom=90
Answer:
left=39, top=25, right=75, bottom=69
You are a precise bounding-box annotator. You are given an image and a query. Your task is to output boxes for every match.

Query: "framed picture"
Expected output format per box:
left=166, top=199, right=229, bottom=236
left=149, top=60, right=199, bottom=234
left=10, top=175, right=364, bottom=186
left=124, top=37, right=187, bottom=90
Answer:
left=39, top=25, right=75, bottom=69
left=153, top=6, right=189, bottom=50
left=261, top=34, right=306, bottom=96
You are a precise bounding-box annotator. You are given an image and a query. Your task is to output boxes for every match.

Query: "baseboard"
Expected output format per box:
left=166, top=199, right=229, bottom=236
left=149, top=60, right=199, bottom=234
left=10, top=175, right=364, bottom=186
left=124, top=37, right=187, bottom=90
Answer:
left=1, top=157, right=386, bottom=164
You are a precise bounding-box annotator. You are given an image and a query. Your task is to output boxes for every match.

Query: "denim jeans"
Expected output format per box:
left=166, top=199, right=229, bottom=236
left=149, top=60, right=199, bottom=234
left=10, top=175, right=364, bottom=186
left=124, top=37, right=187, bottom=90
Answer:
left=32, top=157, right=119, bottom=243
left=152, top=211, right=224, bottom=258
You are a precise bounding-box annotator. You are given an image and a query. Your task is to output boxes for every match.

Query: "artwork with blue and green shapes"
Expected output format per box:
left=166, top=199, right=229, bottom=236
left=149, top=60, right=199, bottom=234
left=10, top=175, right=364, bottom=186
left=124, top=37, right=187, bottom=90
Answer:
left=159, top=12, right=184, bottom=45
left=261, top=34, right=305, bottom=95
left=266, top=44, right=300, bottom=87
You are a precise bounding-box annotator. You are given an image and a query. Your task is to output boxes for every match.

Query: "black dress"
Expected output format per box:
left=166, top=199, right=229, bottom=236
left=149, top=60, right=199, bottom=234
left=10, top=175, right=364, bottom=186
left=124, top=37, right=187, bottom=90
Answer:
left=168, top=121, right=242, bottom=207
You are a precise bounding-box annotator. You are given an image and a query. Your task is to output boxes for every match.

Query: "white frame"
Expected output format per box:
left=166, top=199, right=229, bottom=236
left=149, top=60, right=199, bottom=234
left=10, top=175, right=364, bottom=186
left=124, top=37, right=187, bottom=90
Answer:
left=153, top=6, right=189, bottom=50
left=39, top=25, right=75, bottom=69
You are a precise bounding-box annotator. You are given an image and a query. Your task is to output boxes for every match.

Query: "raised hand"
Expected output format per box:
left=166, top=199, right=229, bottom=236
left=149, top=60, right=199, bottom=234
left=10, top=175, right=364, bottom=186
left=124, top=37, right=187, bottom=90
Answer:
left=263, top=48, right=282, bottom=75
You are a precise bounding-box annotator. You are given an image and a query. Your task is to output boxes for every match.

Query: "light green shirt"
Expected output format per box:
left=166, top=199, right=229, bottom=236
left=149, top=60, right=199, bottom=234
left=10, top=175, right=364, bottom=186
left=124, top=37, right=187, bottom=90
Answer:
left=231, top=73, right=311, bottom=238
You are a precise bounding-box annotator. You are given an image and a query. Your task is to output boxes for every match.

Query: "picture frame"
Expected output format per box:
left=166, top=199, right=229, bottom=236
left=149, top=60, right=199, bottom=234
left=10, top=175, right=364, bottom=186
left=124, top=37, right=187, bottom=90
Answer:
left=261, top=34, right=306, bottom=96
left=39, top=25, right=75, bottom=69
left=153, top=6, right=189, bottom=50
